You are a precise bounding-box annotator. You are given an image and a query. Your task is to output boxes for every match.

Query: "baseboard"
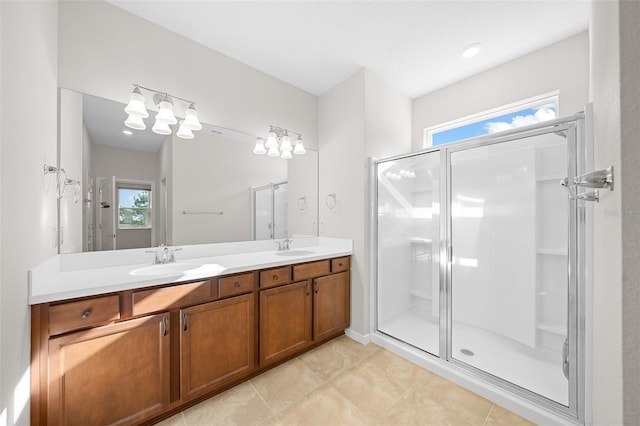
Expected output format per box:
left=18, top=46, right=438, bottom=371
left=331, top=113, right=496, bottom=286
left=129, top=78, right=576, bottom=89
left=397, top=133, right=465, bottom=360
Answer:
left=344, top=328, right=370, bottom=345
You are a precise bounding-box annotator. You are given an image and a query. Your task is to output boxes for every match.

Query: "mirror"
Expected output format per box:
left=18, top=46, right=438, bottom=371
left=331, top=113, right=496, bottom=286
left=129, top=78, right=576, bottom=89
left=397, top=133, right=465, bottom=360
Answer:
left=58, top=89, right=318, bottom=253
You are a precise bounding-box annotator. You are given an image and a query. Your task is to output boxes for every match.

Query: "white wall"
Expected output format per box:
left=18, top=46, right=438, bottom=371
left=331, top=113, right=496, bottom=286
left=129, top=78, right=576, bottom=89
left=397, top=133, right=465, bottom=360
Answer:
left=171, top=132, right=286, bottom=245
left=619, top=2, right=640, bottom=424
left=412, top=32, right=589, bottom=151
left=91, top=144, right=159, bottom=184
left=319, top=69, right=411, bottom=338
left=590, top=1, right=623, bottom=424
left=287, top=151, right=319, bottom=237
left=58, top=0, right=317, bottom=150
left=59, top=89, right=83, bottom=253
left=0, top=2, right=59, bottom=425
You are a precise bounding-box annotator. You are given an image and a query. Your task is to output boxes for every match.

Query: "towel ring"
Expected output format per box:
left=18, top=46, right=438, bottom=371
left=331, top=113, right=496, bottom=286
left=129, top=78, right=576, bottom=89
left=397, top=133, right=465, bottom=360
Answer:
left=326, top=193, right=337, bottom=209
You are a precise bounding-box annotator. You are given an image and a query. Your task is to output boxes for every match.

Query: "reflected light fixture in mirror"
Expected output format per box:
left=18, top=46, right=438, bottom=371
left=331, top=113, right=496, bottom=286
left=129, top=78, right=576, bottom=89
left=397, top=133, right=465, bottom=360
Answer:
left=124, top=84, right=202, bottom=139
left=255, top=125, right=305, bottom=159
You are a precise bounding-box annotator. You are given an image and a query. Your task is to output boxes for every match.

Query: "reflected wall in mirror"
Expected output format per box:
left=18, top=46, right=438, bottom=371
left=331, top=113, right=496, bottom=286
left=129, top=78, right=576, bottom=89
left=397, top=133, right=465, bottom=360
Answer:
left=58, top=89, right=318, bottom=253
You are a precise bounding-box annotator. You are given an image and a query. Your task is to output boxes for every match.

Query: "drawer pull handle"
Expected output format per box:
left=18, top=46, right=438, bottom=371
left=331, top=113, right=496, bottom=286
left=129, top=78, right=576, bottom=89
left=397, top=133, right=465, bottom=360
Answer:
left=183, top=313, right=188, bottom=332
left=81, top=310, right=91, bottom=319
left=306, top=282, right=310, bottom=296
left=273, top=274, right=279, bottom=281
left=162, top=317, right=168, bottom=336
left=234, top=282, right=241, bottom=288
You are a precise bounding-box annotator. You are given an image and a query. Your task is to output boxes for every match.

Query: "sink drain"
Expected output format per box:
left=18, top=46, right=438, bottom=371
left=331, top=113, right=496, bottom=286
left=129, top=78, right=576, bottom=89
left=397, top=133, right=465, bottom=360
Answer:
left=460, top=348, right=474, bottom=356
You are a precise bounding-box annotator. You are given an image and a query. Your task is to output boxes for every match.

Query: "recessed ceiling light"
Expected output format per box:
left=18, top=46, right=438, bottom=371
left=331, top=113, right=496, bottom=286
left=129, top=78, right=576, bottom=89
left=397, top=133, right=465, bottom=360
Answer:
left=122, top=129, right=133, bottom=135
left=462, top=43, right=482, bottom=59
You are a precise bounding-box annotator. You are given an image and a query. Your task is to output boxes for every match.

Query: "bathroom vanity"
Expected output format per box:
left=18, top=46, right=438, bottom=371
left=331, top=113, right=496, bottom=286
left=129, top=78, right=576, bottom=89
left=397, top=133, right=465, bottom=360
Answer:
left=29, top=239, right=351, bottom=425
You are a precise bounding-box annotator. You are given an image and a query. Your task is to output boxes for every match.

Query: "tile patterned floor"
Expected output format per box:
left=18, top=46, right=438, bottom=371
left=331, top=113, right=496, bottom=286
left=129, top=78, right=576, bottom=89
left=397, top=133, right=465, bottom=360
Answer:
left=155, top=336, right=535, bottom=426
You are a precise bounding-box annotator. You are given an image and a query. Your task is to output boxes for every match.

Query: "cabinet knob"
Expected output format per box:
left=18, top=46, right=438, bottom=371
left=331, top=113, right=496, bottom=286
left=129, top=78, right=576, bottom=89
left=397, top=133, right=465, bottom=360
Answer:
left=338, top=263, right=343, bottom=267
left=273, top=274, right=279, bottom=281
left=81, top=310, right=91, bottom=319
left=234, top=282, right=241, bottom=288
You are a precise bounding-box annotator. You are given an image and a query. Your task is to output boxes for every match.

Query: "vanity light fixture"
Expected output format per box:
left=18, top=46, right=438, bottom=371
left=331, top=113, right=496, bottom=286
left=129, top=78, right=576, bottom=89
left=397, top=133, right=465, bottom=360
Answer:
left=123, top=84, right=202, bottom=139
left=254, top=125, right=305, bottom=159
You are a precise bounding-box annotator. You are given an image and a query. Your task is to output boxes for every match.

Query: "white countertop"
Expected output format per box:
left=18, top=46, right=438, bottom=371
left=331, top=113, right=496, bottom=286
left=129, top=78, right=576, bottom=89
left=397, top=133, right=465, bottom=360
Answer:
left=29, top=237, right=353, bottom=305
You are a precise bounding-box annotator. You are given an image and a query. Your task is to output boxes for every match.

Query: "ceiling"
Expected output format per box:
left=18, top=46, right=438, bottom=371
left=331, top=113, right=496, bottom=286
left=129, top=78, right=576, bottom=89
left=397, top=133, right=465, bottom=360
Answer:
left=107, top=0, right=589, bottom=99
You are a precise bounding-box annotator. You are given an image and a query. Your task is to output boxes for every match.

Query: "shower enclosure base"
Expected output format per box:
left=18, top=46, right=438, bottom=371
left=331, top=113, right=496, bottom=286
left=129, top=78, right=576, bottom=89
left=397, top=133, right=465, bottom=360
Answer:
left=378, top=311, right=568, bottom=406
left=371, top=330, right=579, bottom=426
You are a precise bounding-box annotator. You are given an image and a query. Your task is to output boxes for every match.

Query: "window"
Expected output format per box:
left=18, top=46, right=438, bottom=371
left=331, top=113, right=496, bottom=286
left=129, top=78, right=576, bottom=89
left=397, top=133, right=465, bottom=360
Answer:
left=118, top=188, right=152, bottom=229
left=424, top=92, right=558, bottom=147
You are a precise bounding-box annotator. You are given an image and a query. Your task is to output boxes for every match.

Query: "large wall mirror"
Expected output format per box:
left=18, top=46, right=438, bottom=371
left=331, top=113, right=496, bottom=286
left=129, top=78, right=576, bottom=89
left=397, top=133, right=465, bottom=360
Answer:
left=58, top=88, right=318, bottom=254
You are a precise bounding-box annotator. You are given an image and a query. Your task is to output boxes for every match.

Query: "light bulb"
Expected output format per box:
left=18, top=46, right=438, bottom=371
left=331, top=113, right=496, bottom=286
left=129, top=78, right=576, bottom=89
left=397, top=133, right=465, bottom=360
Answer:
left=280, top=132, right=292, bottom=151
left=267, top=146, right=280, bottom=157
left=152, top=119, right=172, bottom=135
left=253, top=138, right=267, bottom=154
left=182, top=103, right=202, bottom=130
left=281, top=150, right=292, bottom=159
left=155, top=99, right=177, bottom=125
left=266, top=130, right=278, bottom=148
left=176, top=121, right=194, bottom=139
left=124, top=114, right=146, bottom=130
left=124, top=86, right=148, bottom=118
left=293, top=135, right=305, bottom=154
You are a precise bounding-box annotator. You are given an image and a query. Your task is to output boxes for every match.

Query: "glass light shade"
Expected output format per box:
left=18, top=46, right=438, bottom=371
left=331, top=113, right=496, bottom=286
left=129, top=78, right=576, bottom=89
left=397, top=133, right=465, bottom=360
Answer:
left=267, top=146, right=280, bottom=157
left=253, top=138, right=267, bottom=154
left=266, top=131, right=278, bottom=148
left=155, top=100, right=177, bottom=125
left=293, top=140, right=306, bottom=155
left=124, top=114, right=146, bottom=130
left=176, top=121, right=194, bottom=139
left=152, top=119, right=172, bottom=135
left=280, top=150, right=293, bottom=160
left=124, top=87, right=149, bottom=118
left=182, top=104, right=202, bottom=130
left=280, top=134, right=292, bottom=151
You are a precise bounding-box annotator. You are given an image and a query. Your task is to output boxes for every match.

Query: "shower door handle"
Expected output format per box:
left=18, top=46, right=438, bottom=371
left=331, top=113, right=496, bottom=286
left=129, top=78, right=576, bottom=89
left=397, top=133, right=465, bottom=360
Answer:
left=562, top=337, right=569, bottom=380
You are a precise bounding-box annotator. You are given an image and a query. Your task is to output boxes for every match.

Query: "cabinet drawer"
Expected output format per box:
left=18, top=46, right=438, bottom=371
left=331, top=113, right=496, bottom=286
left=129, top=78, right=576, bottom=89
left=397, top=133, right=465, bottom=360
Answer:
left=293, top=260, right=330, bottom=281
left=260, top=266, right=292, bottom=289
left=132, top=281, right=212, bottom=316
left=331, top=256, right=350, bottom=273
left=218, top=273, right=254, bottom=298
left=49, top=295, right=120, bottom=335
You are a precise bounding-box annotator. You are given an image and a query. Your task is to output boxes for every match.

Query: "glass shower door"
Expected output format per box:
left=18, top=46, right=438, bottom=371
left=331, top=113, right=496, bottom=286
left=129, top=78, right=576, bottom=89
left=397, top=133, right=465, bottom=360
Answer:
left=377, top=152, right=441, bottom=355
left=448, top=129, right=572, bottom=406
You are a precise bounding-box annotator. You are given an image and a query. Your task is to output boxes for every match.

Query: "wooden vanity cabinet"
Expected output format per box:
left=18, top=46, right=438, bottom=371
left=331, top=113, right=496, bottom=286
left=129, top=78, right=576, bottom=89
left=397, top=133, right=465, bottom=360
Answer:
left=259, top=281, right=312, bottom=365
left=32, top=256, right=350, bottom=426
left=313, top=271, right=350, bottom=341
left=259, top=258, right=351, bottom=366
left=180, top=293, right=254, bottom=401
left=47, top=313, right=170, bottom=425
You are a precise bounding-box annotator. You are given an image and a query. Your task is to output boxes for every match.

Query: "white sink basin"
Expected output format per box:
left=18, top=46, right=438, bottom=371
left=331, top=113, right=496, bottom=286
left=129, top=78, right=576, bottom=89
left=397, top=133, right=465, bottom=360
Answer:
left=130, top=262, right=202, bottom=277
left=275, top=250, right=314, bottom=257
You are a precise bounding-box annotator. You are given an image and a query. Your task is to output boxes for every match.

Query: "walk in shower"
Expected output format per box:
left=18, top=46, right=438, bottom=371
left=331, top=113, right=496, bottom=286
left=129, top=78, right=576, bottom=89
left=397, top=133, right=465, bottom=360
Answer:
left=374, top=114, right=590, bottom=422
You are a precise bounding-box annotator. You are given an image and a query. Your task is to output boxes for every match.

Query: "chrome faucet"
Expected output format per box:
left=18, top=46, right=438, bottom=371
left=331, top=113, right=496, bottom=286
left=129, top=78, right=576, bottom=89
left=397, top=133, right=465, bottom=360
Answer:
left=146, top=244, right=182, bottom=264
left=275, top=238, right=293, bottom=251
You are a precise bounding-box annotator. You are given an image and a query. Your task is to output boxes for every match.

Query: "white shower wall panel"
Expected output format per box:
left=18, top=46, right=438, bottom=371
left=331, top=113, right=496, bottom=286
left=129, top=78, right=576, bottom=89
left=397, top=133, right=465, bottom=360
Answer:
left=451, top=144, right=537, bottom=348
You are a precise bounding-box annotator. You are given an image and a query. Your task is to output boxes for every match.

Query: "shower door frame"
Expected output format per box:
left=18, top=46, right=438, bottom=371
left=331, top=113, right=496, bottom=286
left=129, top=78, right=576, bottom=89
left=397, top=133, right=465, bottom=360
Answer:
left=372, top=113, right=589, bottom=423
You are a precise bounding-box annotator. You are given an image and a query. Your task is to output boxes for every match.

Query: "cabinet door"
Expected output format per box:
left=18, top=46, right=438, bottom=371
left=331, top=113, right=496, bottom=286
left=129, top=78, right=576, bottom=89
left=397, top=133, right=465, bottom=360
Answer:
left=313, top=271, right=350, bottom=342
left=48, top=313, right=170, bottom=426
left=260, top=281, right=312, bottom=365
left=180, top=293, right=254, bottom=401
